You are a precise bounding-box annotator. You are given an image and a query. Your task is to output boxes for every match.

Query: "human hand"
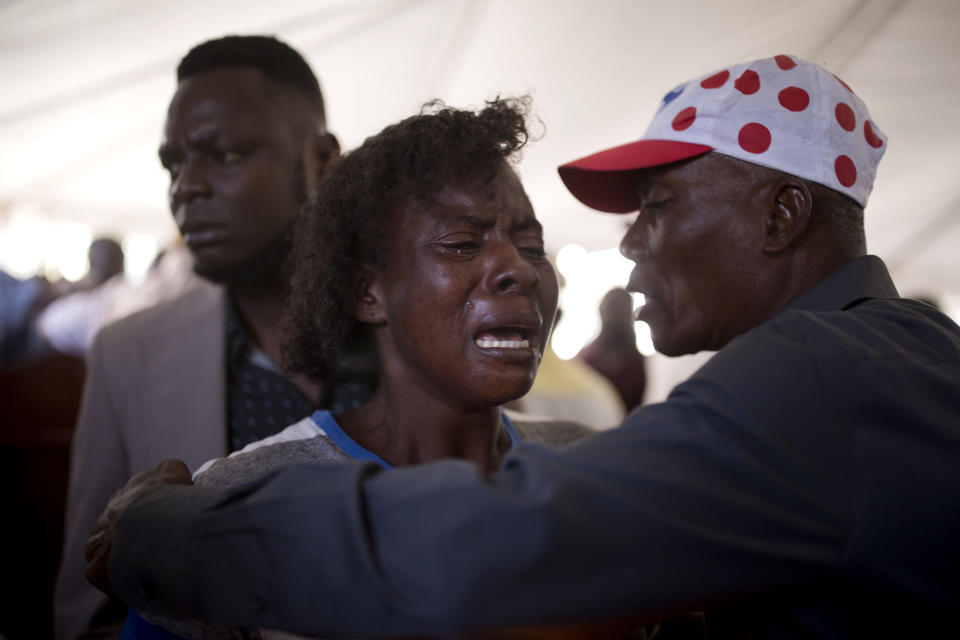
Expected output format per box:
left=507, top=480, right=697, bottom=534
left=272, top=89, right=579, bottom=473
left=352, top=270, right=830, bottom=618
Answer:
left=84, top=459, right=193, bottom=598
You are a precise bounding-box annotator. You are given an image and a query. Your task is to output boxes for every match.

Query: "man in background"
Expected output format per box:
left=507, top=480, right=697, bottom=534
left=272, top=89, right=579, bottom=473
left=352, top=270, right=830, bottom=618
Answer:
left=38, top=241, right=201, bottom=358
left=0, top=268, right=57, bottom=366
left=54, top=35, right=349, bottom=638
left=578, top=287, right=647, bottom=411
left=70, top=238, right=125, bottom=294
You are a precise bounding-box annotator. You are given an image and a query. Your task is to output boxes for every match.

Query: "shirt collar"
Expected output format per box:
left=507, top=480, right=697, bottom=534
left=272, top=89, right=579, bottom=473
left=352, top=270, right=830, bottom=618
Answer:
left=780, top=255, right=899, bottom=315
left=312, top=409, right=523, bottom=470
left=224, top=292, right=249, bottom=369
left=224, top=292, right=281, bottom=373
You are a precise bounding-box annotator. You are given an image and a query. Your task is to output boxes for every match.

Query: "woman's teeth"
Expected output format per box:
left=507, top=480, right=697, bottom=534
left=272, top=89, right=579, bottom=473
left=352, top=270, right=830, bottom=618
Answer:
left=475, top=337, right=530, bottom=349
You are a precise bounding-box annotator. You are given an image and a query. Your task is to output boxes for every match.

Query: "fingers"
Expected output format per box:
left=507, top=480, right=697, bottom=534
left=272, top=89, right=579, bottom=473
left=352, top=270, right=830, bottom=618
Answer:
left=84, top=528, right=104, bottom=562
left=126, top=458, right=192, bottom=488
left=84, top=517, right=115, bottom=596
left=153, top=458, right=193, bottom=485
left=82, top=458, right=193, bottom=599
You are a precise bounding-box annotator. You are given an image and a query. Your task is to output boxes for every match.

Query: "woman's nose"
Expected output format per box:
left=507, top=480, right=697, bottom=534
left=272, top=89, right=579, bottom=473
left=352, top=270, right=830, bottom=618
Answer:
left=485, top=242, right=539, bottom=294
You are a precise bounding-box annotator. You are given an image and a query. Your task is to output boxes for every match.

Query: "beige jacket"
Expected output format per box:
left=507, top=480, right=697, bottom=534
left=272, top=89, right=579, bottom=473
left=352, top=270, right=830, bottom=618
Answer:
left=54, top=281, right=229, bottom=639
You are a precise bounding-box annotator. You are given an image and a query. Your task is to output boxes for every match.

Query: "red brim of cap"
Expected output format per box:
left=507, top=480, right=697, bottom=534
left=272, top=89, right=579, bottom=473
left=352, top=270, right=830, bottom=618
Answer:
left=558, top=139, right=713, bottom=213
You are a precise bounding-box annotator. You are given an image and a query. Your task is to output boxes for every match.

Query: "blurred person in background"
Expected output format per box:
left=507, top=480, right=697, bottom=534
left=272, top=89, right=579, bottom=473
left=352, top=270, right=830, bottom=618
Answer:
left=37, top=240, right=201, bottom=357
left=38, top=236, right=126, bottom=356
left=0, top=267, right=58, bottom=367
left=578, top=287, right=647, bottom=412
left=69, top=237, right=125, bottom=293
left=511, top=307, right=626, bottom=429
left=54, top=34, right=354, bottom=639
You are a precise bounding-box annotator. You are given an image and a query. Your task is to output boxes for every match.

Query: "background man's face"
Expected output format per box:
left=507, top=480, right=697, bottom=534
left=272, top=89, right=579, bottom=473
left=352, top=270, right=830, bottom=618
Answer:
left=620, top=154, right=771, bottom=356
left=599, top=288, right=634, bottom=333
left=159, top=67, right=309, bottom=283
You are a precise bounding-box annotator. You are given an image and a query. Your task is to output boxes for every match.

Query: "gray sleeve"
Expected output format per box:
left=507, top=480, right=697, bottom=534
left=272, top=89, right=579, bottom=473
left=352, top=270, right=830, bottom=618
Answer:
left=139, top=433, right=350, bottom=638
left=195, top=435, right=351, bottom=489
left=511, top=416, right=597, bottom=447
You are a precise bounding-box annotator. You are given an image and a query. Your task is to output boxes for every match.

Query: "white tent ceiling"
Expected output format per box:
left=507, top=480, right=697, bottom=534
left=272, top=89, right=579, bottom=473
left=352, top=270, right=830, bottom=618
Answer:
left=2, top=0, right=959, bottom=300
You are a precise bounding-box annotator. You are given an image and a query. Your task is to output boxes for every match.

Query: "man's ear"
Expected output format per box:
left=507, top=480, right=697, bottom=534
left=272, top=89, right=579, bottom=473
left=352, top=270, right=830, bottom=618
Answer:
left=763, top=180, right=812, bottom=253
left=302, top=131, right=341, bottom=195
left=355, top=265, right=387, bottom=325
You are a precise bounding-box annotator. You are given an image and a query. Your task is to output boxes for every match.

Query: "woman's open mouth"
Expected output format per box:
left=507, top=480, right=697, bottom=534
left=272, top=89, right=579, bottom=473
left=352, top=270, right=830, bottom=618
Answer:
left=474, top=326, right=532, bottom=350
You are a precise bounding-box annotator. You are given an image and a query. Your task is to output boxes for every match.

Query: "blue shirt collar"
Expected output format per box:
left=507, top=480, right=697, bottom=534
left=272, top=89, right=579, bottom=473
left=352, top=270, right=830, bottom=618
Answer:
left=311, top=409, right=522, bottom=469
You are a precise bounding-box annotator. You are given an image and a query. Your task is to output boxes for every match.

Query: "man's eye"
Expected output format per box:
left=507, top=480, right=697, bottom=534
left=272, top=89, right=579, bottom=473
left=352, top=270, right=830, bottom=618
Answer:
left=213, top=150, right=244, bottom=165
left=640, top=200, right=670, bottom=219
left=441, top=242, right=480, bottom=256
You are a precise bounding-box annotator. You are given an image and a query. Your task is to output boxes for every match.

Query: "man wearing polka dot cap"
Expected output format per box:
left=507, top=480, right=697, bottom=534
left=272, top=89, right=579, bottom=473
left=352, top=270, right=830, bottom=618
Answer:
left=559, top=54, right=886, bottom=214
left=83, top=57, right=957, bottom=639
left=553, top=54, right=959, bottom=634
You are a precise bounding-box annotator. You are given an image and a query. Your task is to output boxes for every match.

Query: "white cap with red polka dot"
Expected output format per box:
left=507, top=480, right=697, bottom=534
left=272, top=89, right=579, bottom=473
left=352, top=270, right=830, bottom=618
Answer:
left=558, top=54, right=887, bottom=214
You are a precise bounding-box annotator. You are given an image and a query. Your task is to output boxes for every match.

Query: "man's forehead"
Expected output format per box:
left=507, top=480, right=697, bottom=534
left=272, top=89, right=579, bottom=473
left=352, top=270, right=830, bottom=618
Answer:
left=163, top=71, right=301, bottom=141
left=633, top=159, right=694, bottom=195
left=634, top=152, right=766, bottom=192
left=170, top=68, right=273, bottom=112
left=176, top=65, right=270, bottom=90
left=160, top=104, right=264, bottom=152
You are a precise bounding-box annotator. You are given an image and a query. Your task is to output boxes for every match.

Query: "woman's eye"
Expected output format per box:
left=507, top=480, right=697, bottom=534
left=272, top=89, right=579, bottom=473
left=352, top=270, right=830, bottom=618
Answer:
left=520, top=245, right=547, bottom=260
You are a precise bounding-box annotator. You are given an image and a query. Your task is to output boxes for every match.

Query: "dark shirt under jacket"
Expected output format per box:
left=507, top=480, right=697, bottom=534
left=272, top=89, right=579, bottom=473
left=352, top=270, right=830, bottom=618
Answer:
left=111, top=256, right=960, bottom=638
left=224, top=297, right=372, bottom=451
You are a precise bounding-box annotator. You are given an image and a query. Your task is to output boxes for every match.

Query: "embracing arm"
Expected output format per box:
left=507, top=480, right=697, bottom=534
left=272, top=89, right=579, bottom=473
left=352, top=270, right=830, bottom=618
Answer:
left=107, top=339, right=851, bottom=637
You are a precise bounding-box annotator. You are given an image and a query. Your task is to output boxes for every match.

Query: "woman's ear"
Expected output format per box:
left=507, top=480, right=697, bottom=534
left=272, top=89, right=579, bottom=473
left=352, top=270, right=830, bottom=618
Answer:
left=763, top=179, right=813, bottom=254
left=355, top=265, right=387, bottom=325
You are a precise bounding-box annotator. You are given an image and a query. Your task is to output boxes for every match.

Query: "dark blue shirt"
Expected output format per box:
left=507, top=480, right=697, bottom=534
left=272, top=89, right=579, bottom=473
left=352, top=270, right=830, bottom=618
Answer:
left=223, top=296, right=372, bottom=452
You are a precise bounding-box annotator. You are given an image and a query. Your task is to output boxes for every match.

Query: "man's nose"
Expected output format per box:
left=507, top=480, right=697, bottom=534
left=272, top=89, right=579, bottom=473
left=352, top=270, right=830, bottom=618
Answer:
left=170, top=158, right=211, bottom=209
left=620, top=219, right=645, bottom=263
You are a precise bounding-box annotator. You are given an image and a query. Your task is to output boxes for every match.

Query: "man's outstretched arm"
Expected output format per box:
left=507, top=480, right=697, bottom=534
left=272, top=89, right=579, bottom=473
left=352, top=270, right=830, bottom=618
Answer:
left=95, top=376, right=848, bottom=638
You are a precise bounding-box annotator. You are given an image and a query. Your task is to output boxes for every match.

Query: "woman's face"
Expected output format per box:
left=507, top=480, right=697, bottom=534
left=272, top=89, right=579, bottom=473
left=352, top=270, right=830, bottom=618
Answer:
left=367, top=165, right=559, bottom=411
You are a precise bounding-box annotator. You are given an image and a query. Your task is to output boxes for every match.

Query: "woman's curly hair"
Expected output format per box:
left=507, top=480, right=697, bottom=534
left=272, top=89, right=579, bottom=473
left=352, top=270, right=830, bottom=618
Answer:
left=282, top=96, right=533, bottom=381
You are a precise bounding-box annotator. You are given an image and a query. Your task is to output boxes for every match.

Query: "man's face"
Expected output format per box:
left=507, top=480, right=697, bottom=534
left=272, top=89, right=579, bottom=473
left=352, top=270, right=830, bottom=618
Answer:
left=620, top=153, right=771, bottom=356
left=159, top=67, right=312, bottom=283
left=87, top=239, right=124, bottom=284
left=372, top=165, right=559, bottom=411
